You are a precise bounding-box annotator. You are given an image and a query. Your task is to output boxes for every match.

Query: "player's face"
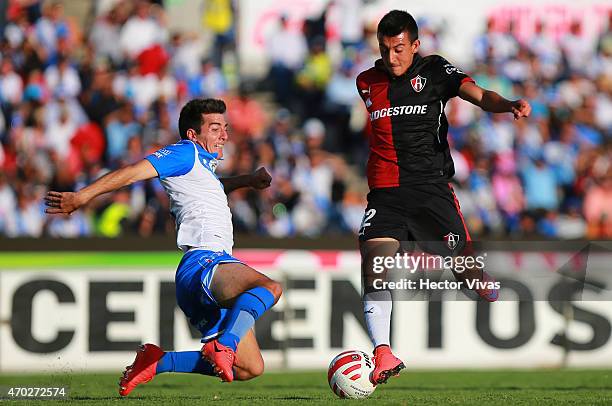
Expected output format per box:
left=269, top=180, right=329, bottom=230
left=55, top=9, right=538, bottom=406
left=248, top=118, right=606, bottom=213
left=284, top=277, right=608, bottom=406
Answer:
left=197, top=113, right=229, bottom=159
left=378, top=31, right=420, bottom=77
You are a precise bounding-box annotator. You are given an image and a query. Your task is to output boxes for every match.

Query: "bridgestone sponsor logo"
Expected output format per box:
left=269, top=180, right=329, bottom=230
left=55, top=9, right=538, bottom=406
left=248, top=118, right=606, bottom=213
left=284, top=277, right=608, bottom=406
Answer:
left=370, top=105, right=428, bottom=121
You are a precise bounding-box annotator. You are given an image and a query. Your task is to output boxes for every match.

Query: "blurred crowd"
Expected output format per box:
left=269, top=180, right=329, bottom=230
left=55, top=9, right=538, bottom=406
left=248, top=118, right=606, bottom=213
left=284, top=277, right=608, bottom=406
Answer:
left=0, top=0, right=611, bottom=240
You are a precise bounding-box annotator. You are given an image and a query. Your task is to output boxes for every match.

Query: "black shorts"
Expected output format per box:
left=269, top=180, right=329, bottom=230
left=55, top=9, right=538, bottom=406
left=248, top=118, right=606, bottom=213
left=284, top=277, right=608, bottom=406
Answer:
left=358, top=183, right=471, bottom=256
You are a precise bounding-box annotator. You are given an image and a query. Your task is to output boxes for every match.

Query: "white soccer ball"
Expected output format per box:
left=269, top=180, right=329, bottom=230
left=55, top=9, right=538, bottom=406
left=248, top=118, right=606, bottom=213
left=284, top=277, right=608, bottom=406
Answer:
left=328, top=350, right=376, bottom=399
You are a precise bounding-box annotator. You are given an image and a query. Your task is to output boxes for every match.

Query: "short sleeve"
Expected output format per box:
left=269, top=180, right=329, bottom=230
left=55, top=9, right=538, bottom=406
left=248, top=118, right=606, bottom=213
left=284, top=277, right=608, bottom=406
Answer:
left=356, top=72, right=369, bottom=105
left=437, top=57, right=475, bottom=99
left=145, top=141, right=195, bottom=179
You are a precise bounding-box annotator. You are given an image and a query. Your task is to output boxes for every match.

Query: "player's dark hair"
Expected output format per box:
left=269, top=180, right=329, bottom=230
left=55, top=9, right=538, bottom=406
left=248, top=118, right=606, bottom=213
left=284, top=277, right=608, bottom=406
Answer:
left=178, top=98, right=226, bottom=139
left=377, top=10, right=419, bottom=42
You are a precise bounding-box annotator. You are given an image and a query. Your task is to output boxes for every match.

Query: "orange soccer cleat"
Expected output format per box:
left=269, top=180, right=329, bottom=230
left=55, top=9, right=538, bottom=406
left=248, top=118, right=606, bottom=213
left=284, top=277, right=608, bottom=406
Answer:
left=201, top=339, right=236, bottom=382
left=371, top=345, right=405, bottom=385
left=475, top=271, right=499, bottom=302
left=119, top=343, right=165, bottom=396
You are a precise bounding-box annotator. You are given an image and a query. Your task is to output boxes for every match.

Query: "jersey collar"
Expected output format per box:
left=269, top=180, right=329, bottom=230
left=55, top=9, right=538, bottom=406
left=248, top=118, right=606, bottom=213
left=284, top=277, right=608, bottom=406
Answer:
left=189, top=140, right=220, bottom=160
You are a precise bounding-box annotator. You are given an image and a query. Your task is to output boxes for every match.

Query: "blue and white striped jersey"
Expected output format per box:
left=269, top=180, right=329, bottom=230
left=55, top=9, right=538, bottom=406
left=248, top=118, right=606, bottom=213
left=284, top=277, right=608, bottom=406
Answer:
left=145, top=140, right=233, bottom=253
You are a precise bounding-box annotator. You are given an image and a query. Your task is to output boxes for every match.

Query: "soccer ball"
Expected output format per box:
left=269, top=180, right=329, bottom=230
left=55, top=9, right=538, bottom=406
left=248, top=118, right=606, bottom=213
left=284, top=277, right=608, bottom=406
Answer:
left=328, top=350, right=376, bottom=399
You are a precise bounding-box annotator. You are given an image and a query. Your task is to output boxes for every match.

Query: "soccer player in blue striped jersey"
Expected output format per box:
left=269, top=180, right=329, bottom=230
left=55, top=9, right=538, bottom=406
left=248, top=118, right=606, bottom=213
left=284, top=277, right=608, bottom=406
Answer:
left=45, top=99, right=282, bottom=395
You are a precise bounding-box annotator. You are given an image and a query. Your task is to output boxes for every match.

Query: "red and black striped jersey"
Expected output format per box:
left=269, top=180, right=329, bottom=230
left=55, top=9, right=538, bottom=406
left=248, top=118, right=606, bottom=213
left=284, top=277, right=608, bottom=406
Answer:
left=356, top=54, right=474, bottom=189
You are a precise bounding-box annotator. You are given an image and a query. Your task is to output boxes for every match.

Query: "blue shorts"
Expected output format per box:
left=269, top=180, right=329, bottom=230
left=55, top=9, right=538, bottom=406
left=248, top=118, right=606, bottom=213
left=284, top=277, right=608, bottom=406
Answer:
left=174, top=249, right=243, bottom=342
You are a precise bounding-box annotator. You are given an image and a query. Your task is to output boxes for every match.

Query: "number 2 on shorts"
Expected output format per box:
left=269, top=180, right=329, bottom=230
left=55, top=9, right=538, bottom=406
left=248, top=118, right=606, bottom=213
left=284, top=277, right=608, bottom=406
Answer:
left=359, top=209, right=377, bottom=236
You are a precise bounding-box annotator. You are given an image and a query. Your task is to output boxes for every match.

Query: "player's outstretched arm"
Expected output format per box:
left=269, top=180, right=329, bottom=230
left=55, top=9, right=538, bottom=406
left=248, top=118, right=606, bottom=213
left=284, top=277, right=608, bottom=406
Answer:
left=45, top=159, right=159, bottom=215
left=220, top=167, right=272, bottom=194
left=458, top=81, right=531, bottom=120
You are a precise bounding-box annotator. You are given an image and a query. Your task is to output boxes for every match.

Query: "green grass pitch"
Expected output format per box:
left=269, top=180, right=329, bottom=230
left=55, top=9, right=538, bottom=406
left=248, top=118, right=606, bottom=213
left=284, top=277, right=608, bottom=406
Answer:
left=1, top=369, right=611, bottom=405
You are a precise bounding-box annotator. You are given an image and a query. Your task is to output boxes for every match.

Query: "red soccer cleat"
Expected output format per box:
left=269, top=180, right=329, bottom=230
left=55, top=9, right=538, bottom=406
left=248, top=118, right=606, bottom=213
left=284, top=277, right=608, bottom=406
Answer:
left=475, top=272, right=499, bottom=302
left=201, top=339, right=236, bottom=382
left=371, top=345, right=405, bottom=385
left=118, top=343, right=165, bottom=396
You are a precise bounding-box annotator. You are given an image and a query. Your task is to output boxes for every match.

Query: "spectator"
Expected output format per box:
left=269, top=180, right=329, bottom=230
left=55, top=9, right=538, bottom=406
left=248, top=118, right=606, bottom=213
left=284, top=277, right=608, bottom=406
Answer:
left=560, top=20, right=595, bottom=75
left=89, top=4, right=124, bottom=67
left=119, top=0, right=163, bottom=60
left=225, top=83, right=267, bottom=140
left=35, top=0, right=70, bottom=60
left=333, top=0, right=365, bottom=50
left=324, top=59, right=360, bottom=152
left=105, top=102, right=141, bottom=164
left=201, top=0, right=235, bottom=68
left=96, top=188, right=132, bottom=237
left=296, top=36, right=332, bottom=118
left=583, top=172, right=612, bottom=238
left=0, top=59, right=24, bottom=106
left=44, top=55, right=81, bottom=98
left=188, top=58, right=227, bottom=98
left=469, top=157, right=502, bottom=233
left=521, top=157, right=559, bottom=211
left=81, top=66, right=120, bottom=125
left=169, top=32, right=206, bottom=81
left=45, top=104, right=76, bottom=158
left=473, top=17, right=519, bottom=64
left=0, top=172, right=17, bottom=234
left=265, top=15, right=308, bottom=106
left=46, top=212, right=92, bottom=237
left=492, top=153, right=524, bottom=233
left=5, top=184, right=45, bottom=237
left=528, top=20, right=561, bottom=81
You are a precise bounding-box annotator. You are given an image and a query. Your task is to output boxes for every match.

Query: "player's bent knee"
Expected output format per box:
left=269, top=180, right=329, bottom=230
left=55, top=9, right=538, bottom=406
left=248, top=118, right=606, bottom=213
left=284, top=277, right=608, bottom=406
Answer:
left=262, top=280, right=283, bottom=303
left=235, top=359, right=264, bottom=380
left=249, top=358, right=265, bottom=378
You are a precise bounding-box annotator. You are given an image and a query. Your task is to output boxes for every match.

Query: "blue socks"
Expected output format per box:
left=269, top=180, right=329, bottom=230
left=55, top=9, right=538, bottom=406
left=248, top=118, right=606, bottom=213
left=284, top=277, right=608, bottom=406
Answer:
left=155, top=287, right=275, bottom=375
left=217, top=286, right=276, bottom=351
left=156, top=351, right=214, bottom=375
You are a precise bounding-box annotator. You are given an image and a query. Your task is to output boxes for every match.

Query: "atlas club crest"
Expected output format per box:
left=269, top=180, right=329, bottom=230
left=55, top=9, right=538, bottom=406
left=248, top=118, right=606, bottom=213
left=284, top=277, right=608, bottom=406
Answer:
left=410, top=75, right=426, bottom=92
left=444, top=232, right=460, bottom=250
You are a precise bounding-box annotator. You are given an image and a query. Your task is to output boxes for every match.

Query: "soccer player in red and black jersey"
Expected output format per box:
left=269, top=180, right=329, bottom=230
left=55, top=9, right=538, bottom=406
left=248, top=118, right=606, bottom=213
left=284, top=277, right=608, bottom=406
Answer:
left=357, top=10, right=531, bottom=385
